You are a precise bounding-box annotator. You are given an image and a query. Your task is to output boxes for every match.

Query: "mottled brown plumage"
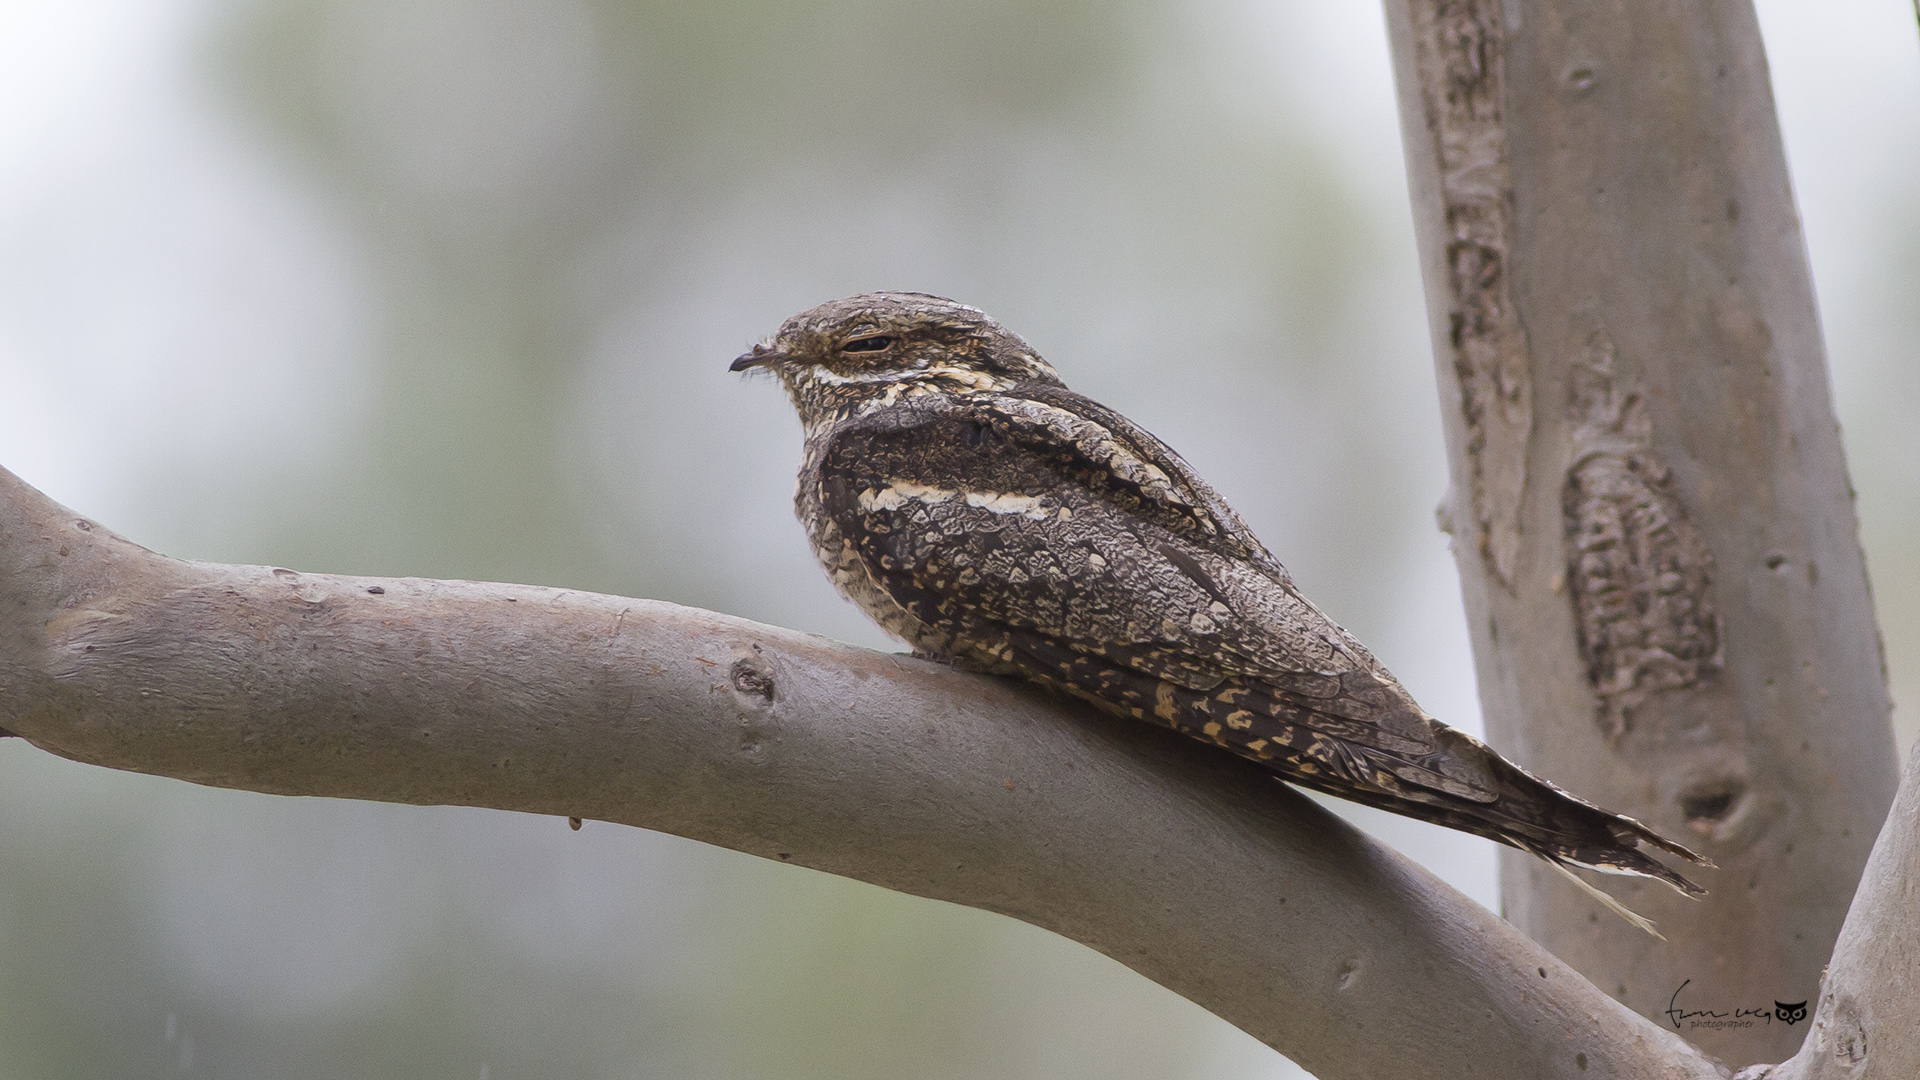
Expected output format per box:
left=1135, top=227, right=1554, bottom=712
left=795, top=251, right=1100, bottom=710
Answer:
left=733, top=292, right=1708, bottom=920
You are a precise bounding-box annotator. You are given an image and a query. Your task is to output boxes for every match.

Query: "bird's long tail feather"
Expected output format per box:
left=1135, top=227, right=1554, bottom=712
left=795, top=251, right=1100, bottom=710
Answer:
left=1540, top=857, right=1666, bottom=938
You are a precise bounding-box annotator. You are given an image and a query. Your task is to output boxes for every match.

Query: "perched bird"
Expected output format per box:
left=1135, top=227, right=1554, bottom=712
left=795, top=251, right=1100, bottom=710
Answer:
left=732, top=291, right=1708, bottom=929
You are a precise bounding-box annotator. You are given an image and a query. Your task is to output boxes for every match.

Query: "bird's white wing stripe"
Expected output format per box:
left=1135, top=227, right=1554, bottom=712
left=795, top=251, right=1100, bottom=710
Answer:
left=857, top=481, right=1069, bottom=521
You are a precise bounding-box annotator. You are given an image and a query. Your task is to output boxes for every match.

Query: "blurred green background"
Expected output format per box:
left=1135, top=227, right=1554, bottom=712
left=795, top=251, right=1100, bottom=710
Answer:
left=0, top=1, right=1913, bottom=1077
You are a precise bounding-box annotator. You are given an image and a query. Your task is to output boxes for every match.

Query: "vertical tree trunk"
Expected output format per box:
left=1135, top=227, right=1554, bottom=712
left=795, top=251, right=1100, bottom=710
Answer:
left=1381, top=0, right=1898, bottom=1066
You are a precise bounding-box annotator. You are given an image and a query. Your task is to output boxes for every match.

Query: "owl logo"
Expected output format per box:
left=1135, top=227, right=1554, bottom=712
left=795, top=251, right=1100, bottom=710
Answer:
left=1775, top=1001, right=1809, bottom=1026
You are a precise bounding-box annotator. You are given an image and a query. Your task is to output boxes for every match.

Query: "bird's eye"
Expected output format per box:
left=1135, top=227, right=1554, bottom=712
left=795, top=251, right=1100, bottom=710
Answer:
left=841, top=336, right=894, bottom=353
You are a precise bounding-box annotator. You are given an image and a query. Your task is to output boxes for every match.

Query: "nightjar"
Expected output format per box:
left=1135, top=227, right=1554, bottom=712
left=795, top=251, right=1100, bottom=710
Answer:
left=733, top=291, right=1707, bottom=925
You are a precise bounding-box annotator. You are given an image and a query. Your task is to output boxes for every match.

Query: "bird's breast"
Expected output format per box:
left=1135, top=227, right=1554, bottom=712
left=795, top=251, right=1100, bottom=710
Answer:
left=794, top=418, right=949, bottom=654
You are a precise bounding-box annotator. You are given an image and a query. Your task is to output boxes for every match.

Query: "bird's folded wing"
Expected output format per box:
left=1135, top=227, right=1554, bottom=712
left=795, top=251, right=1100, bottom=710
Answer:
left=816, top=389, right=1447, bottom=757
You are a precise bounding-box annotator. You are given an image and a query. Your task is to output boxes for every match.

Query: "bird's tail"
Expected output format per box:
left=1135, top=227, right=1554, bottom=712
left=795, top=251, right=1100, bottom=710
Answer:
left=1270, top=721, right=1713, bottom=934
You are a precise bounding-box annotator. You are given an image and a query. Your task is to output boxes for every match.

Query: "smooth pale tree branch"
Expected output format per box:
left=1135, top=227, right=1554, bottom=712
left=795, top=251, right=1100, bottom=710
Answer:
left=1758, top=736, right=1920, bottom=1080
left=0, top=463, right=1731, bottom=1080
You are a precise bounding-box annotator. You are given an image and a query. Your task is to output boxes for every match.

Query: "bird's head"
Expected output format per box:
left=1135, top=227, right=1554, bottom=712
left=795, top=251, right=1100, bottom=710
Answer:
left=731, top=292, right=1062, bottom=426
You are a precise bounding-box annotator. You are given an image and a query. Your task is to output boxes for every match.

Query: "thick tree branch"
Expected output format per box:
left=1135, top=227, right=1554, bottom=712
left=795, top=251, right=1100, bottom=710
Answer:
left=1383, top=0, right=1897, bottom=1064
left=0, top=464, right=1727, bottom=1079
left=1761, top=736, right=1920, bottom=1080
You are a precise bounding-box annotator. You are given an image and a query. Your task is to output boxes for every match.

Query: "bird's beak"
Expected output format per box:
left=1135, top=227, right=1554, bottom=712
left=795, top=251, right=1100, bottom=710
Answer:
left=730, top=344, right=785, bottom=372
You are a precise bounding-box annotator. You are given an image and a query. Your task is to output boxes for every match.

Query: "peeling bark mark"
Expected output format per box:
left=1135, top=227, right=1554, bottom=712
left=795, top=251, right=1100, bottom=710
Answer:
left=1563, top=327, right=1723, bottom=738
left=1411, top=0, right=1532, bottom=587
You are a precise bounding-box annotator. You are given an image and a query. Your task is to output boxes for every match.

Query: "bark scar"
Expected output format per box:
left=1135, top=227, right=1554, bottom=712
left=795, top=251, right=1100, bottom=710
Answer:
left=1563, top=325, right=1722, bottom=738
left=1411, top=0, right=1533, bottom=587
